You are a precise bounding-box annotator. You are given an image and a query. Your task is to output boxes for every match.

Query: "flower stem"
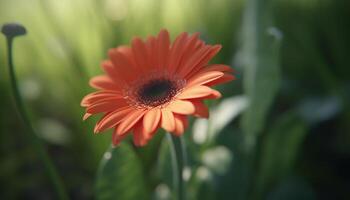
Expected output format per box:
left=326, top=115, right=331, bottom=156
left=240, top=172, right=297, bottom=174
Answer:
left=5, top=37, right=69, bottom=200
left=167, top=134, right=186, bottom=200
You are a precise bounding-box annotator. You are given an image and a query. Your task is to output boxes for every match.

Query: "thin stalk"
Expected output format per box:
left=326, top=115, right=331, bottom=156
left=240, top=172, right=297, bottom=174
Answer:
left=167, top=134, right=186, bottom=200
left=5, top=37, right=69, bottom=200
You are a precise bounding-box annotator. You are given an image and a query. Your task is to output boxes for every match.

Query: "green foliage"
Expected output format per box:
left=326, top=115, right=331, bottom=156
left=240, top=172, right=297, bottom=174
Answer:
left=96, top=143, right=149, bottom=200
left=234, top=0, right=283, bottom=199
left=241, top=0, right=282, bottom=145
left=157, top=135, right=175, bottom=192
left=255, top=112, right=308, bottom=198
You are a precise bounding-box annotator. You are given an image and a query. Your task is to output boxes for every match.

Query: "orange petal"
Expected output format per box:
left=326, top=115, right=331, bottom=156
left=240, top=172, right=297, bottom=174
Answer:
left=81, top=92, right=123, bottom=107
left=101, top=60, right=125, bottom=84
left=195, top=40, right=205, bottom=49
left=204, top=89, right=222, bottom=99
left=83, top=113, right=92, bottom=121
left=116, top=46, right=139, bottom=75
left=206, top=74, right=235, bottom=87
left=117, top=46, right=134, bottom=59
left=109, top=48, right=135, bottom=70
left=167, top=32, right=189, bottom=71
left=146, top=36, right=157, bottom=69
left=200, top=64, right=234, bottom=73
left=116, top=109, right=146, bottom=135
left=143, top=108, right=161, bottom=136
left=112, top=128, right=129, bottom=146
left=94, top=112, right=109, bottom=133
left=161, top=108, right=175, bottom=132
left=173, top=114, right=188, bottom=136
left=184, top=45, right=222, bottom=78
left=89, top=75, right=121, bottom=90
left=95, top=107, right=134, bottom=133
left=86, top=98, right=127, bottom=114
left=177, top=45, right=211, bottom=76
left=167, top=100, right=195, bottom=115
left=132, top=37, right=149, bottom=71
left=133, top=121, right=148, bottom=146
left=192, top=100, right=209, bottom=118
left=83, top=90, right=121, bottom=96
left=171, top=33, right=200, bottom=73
left=178, top=33, right=200, bottom=68
left=157, top=29, right=170, bottom=69
left=108, top=49, right=137, bottom=82
left=186, top=71, right=224, bottom=87
left=177, top=85, right=215, bottom=100
left=200, top=45, right=221, bottom=64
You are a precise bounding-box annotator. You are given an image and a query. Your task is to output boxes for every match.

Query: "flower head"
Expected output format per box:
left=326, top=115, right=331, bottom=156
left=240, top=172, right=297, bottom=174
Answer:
left=81, top=29, right=235, bottom=146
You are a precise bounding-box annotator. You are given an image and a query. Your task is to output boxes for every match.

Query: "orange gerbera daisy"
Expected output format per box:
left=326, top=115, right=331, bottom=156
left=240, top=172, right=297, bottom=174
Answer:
left=81, top=29, right=234, bottom=146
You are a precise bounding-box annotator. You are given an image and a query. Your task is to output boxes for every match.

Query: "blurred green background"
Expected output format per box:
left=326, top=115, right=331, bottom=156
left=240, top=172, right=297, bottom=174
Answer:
left=1, top=0, right=350, bottom=199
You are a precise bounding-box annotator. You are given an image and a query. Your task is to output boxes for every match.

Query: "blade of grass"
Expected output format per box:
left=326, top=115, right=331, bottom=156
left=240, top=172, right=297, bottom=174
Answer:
left=241, top=0, right=282, bottom=151
left=238, top=0, right=282, bottom=199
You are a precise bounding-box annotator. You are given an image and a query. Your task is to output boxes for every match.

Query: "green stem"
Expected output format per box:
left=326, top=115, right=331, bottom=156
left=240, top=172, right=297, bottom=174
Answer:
left=167, top=134, right=186, bottom=200
left=5, top=37, right=69, bottom=200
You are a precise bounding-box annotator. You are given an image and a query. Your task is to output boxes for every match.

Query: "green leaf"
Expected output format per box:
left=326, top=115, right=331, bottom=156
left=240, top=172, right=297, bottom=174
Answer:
left=95, top=143, right=149, bottom=200
left=241, top=0, right=282, bottom=148
left=192, top=95, right=248, bottom=145
left=255, top=112, right=308, bottom=198
left=136, top=129, right=165, bottom=173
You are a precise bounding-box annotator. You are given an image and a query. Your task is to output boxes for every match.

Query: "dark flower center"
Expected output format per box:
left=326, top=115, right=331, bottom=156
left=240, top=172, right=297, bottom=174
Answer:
left=137, top=79, right=178, bottom=107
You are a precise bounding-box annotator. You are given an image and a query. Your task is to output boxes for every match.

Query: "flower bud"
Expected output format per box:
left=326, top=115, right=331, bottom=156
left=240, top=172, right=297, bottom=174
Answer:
left=1, top=23, right=27, bottom=38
